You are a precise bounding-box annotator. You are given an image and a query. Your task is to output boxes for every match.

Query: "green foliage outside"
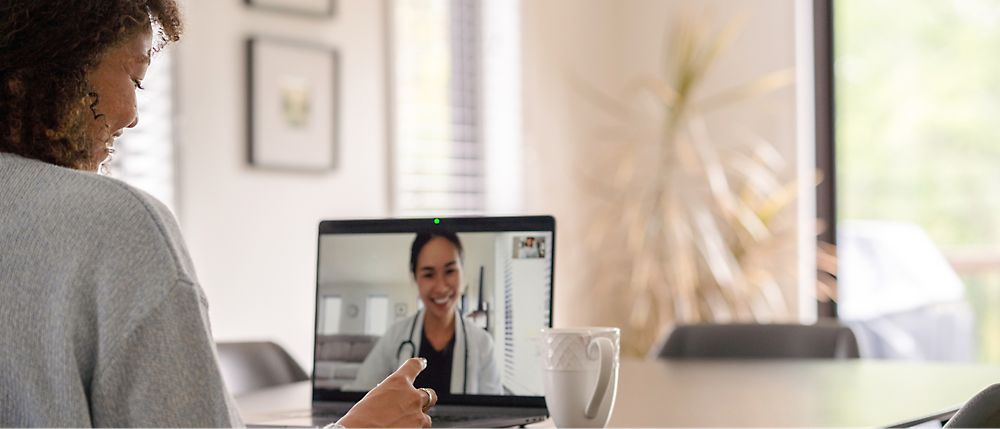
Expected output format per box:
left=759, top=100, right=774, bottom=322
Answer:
left=835, top=0, right=1000, bottom=362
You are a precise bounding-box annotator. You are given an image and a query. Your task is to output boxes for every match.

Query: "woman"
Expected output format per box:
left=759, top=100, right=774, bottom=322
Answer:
left=0, top=1, right=433, bottom=427
left=350, top=232, right=502, bottom=395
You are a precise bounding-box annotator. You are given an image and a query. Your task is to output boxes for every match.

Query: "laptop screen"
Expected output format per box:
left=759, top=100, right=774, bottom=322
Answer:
left=312, top=216, right=554, bottom=407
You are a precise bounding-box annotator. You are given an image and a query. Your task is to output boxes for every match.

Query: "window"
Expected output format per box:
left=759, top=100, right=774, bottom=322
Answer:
left=827, top=0, right=1000, bottom=362
left=107, top=49, right=176, bottom=214
left=365, top=295, right=390, bottom=336
left=320, top=295, right=343, bottom=335
left=391, top=0, right=522, bottom=216
left=392, top=0, right=484, bottom=215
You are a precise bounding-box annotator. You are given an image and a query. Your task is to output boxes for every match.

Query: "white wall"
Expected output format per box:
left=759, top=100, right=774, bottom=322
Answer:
left=175, top=0, right=389, bottom=370
left=319, top=234, right=414, bottom=286
left=521, top=0, right=809, bottom=330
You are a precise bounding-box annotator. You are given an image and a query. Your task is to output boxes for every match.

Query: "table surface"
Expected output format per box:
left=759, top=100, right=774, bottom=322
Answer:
left=236, top=358, right=1000, bottom=427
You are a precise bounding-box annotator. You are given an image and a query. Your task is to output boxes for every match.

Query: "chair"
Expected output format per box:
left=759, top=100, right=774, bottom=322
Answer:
left=656, top=323, right=860, bottom=359
left=944, top=383, right=1000, bottom=428
left=838, top=220, right=975, bottom=362
left=215, top=341, right=309, bottom=396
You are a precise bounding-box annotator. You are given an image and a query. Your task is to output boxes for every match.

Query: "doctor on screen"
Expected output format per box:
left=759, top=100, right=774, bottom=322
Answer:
left=349, top=231, right=502, bottom=395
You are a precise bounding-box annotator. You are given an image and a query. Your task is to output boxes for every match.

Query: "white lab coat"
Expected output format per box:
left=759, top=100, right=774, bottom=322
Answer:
left=346, top=308, right=502, bottom=395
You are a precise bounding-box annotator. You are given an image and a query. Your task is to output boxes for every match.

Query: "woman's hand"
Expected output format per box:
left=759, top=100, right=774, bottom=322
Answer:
left=336, top=358, right=438, bottom=428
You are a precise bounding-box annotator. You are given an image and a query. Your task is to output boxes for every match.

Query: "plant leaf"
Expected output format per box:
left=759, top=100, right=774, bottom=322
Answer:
left=695, top=67, right=796, bottom=111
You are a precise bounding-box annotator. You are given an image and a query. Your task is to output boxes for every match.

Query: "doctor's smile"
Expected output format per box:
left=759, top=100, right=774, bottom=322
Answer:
left=431, top=295, right=453, bottom=305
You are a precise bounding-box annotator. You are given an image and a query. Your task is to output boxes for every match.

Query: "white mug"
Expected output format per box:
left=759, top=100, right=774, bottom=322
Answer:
left=540, top=327, right=620, bottom=428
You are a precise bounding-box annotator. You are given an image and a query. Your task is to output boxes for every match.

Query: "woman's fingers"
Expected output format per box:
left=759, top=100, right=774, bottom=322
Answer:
left=419, top=388, right=431, bottom=410
left=395, top=357, right=428, bottom=384
left=419, top=388, right=437, bottom=412
left=336, top=358, right=434, bottom=428
left=427, top=387, right=438, bottom=409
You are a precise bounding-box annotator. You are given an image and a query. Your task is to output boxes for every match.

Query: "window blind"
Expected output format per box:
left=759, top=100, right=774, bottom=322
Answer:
left=393, top=0, right=484, bottom=216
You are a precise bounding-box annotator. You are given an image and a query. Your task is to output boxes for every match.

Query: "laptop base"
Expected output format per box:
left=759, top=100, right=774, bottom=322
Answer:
left=245, top=404, right=548, bottom=428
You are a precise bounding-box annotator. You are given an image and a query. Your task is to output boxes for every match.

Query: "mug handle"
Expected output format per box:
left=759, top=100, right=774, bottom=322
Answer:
left=585, top=337, right=614, bottom=419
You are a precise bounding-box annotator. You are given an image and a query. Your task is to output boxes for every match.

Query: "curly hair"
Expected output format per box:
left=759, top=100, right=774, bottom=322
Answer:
left=0, top=0, right=182, bottom=170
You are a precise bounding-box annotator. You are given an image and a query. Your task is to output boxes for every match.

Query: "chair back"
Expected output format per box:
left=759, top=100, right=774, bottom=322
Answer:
left=944, top=383, right=1000, bottom=428
left=216, top=341, right=309, bottom=396
left=657, top=324, right=860, bottom=359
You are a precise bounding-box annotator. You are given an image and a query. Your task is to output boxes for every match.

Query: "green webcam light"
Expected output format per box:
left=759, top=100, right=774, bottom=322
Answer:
left=434, top=218, right=440, bottom=224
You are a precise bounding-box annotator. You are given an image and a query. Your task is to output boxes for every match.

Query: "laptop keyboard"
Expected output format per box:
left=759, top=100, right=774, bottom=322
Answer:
left=310, top=409, right=345, bottom=419
left=428, top=413, right=500, bottom=423
left=310, top=410, right=507, bottom=422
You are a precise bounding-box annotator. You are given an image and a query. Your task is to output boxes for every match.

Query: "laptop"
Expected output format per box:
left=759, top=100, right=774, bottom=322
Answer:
left=245, top=216, right=555, bottom=427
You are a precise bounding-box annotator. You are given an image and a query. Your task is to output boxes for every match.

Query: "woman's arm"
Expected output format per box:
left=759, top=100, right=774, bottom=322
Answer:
left=89, top=280, right=243, bottom=427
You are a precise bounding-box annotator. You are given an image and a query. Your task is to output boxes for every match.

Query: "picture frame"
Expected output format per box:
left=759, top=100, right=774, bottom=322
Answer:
left=247, top=37, right=339, bottom=172
left=245, top=0, right=335, bottom=17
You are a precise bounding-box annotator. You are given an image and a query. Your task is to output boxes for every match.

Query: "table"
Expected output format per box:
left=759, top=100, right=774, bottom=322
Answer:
left=236, top=358, right=1000, bottom=427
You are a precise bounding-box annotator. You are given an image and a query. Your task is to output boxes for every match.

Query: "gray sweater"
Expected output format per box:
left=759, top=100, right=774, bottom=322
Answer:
left=0, top=153, right=244, bottom=427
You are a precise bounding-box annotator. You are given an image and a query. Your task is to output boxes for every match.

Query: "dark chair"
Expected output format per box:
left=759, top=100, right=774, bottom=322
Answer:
left=944, top=383, right=1000, bottom=428
left=657, top=323, right=860, bottom=359
left=215, top=341, right=309, bottom=396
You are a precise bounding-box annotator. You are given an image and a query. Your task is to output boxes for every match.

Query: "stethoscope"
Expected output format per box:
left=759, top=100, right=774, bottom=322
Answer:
left=396, top=309, right=470, bottom=394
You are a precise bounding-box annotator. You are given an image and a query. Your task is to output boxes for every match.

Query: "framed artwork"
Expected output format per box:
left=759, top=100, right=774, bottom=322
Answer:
left=247, top=38, right=339, bottom=171
left=245, top=0, right=335, bottom=17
